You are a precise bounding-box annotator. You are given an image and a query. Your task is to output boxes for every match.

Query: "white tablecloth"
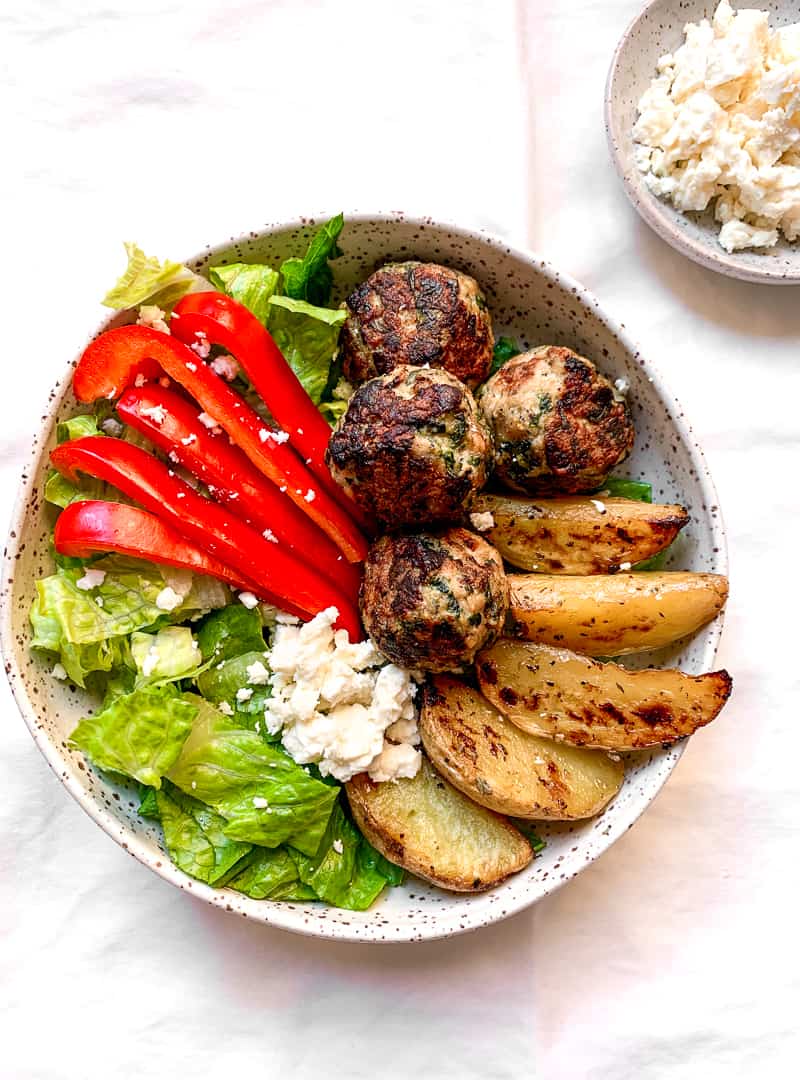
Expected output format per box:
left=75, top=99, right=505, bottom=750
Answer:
left=3, top=3, right=799, bottom=1076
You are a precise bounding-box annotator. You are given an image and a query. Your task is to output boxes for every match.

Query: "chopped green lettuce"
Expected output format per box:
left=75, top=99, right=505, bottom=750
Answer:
left=195, top=651, right=271, bottom=726
left=30, top=558, right=228, bottom=686
left=167, top=700, right=338, bottom=854
left=207, top=264, right=279, bottom=325
left=70, top=685, right=197, bottom=788
left=267, top=296, right=347, bottom=404
left=227, top=847, right=316, bottom=901
left=513, top=820, right=546, bottom=855
left=138, top=785, right=160, bottom=819
left=196, top=605, right=265, bottom=664
left=603, top=476, right=653, bottom=503
left=57, top=414, right=101, bottom=442
left=43, top=470, right=106, bottom=510
left=131, top=627, right=203, bottom=683
left=489, top=336, right=522, bottom=376
left=290, top=801, right=398, bottom=910
left=279, top=214, right=344, bottom=306
left=102, top=243, right=199, bottom=311
left=155, top=781, right=252, bottom=885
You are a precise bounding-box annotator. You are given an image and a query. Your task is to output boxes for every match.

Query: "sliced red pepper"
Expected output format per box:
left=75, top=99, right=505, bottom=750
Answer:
left=73, top=326, right=367, bottom=563
left=171, top=292, right=333, bottom=481
left=170, top=292, right=364, bottom=518
left=116, top=383, right=361, bottom=600
left=50, top=436, right=362, bottom=638
left=54, top=501, right=261, bottom=596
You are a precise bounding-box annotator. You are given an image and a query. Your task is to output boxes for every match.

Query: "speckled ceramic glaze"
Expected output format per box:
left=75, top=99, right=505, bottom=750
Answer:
left=1, top=213, right=728, bottom=942
left=606, top=0, right=800, bottom=284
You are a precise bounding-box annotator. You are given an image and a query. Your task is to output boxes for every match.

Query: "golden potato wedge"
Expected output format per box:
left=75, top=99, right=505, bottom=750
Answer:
left=470, top=493, right=688, bottom=574
left=420, top=675, right=624, bottom=820
left=477, top=639, right=732, bottom=750
left=346, top=757, right=532, bottom=892
left=507, top=571, right=728, bottom=655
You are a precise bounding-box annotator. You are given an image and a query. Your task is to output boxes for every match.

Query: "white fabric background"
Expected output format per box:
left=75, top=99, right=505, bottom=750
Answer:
left=2, top=2, right=799, bottom=1077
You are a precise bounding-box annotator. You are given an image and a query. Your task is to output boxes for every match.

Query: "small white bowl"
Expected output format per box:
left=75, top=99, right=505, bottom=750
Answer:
left=606, top=0, right=800, bottom=285
left=1, top=212, right=728, bottom=942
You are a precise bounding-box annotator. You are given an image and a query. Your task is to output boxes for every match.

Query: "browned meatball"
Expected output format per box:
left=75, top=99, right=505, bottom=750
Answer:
left=326, top=365, right=492, bottom=529
left=339, top=262, right=494, bottom=388
left=478, top=346, right=635, bottom=494
left=360, top=527, right=509, bottom=673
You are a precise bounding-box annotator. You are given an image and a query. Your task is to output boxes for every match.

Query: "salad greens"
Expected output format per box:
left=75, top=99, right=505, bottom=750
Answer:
left=102, top=242, right=200, bottom=311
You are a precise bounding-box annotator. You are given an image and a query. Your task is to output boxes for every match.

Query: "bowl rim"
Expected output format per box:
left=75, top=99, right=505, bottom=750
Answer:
left=1, top=210, right=729, bottom=943
left=604, top=0, right=800, bottom=286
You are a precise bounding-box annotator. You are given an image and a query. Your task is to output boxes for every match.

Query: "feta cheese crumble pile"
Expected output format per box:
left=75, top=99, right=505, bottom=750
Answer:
left=633, top=1, right=800, bottom=252
left=263, top=607, right=422, bottom=783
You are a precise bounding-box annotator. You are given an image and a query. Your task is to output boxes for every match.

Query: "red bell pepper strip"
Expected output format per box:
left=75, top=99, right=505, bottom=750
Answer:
left=73, top=325, right=367, bottom=564
left=170, top=292, right=363, bottom=517
left=50, top=436, right=362, bottom=638
left=116, top=383, right=361, bottom=600
left=54, top=501, right=261, bottom=596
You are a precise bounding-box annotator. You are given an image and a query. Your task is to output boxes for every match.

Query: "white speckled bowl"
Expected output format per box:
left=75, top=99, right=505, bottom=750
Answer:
left=606, top=0, right=800, bottom=285
left=1, top=213, right=727, bottom=942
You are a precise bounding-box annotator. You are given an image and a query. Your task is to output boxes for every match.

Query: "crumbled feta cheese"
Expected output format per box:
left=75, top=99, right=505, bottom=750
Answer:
left=189, top=339, right=211, bottom=359
left=367, top=742, right=422, bottom=783
left=258, top=428, right=269, bottom=443
left=191, top=781, right=197, bottom=790
left=614, top=376, right=630, bottom=395
left=262, top=528, right=278, bottom=543
left=252, top=796, right=269, bottom=809
left=51, top=663, right=68, bottom=681
left=185, top=361, right=198, bottom=372
left=272, top=430, right=290, bottom=444
left=236, top=687, right=254, bottom=703
left=238, top=591, right=259, bottom=609
left=304, top=489, right=316, bottom=503
left=180, top=434, right=197, bottom=446
left=134, top=373, right=147, bottom=388
left=176, top=491, right=185, bottom=499
left=155, top=586, right=183, bottom=612
left=332, top=839, right=344, bottom=854
left=262, top=608, right=420, bottom=783
left=197, top=411, right=221, bottom=431
left=619, top=561, right=632, bottom=571
left=469, top=511, right=495, bottom=533
left=209, top=353, right=239, bottom=381
left=142, top=645, right=160, bottom=678
left=76, top=568, right=106, bottom=590
left=634, top=1, right=800, bottom=250
left=140, top=404, right=167, bottom=425
left=296, top=428, right=304, bottom=435
left=590, top=499, right=607, bottom=514
left=331, top=378, right=355, bottom=402
left=218, top=701, right=234, bottom=716
left=136, top=305, right=170, bottom=335
left=100, top=417, right=124, bottom=437
left=168, top=450, right=179, bottom=463
left=245, top=660, right=270, bottom=685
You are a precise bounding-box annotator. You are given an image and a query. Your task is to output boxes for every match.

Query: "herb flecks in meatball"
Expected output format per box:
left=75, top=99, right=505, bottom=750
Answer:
left=340, top=262, right=494, bottom=388
left=326, top=365, right=492, bottom=529
left=360, top=528, right=509, bottom=674
left=478, top=346, right=634, bottom=494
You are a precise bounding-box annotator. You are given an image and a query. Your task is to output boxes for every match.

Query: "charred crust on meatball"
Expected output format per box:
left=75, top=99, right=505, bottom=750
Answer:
left=339, top=262, right=494, bottom=387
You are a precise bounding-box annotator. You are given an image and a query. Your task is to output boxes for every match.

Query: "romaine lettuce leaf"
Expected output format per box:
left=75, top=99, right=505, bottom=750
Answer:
left=207, top=264, right=279, bottom=325
left=138, top=785, right=160, bottom=819
left=131, top=627, right=203, bottom=683
left=102, top=242, right=198, bottom=311
left=196, top=605, right=265, bottom=664
left=226, top=846, right=316, bottom=901
left=279, top=214, right=344, bottom=306
left=70, top=685, right=197, bottom=788
left=195, top=650, right=271, bottom=726
left=167, top=699, right=338, bottom=854
left=290, top=801, right=394, bottom=911
left=603, top=476, right=652, bottom=503
left=57, top=414, right=101, bottom=443
left=155, top=781, right=252, bottom=885
left=267, top=296, right=347, bottom=405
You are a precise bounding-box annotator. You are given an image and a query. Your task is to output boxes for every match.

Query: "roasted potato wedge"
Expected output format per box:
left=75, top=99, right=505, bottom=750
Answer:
left=507, top=571, right=728, bottom=655
left=470, top=493, right=688, bottom=574
left=420, top=675, right=624, bottom=820
left=346, top=757, right=532, bottom=892
left=477, top=639, right=732, bottom=750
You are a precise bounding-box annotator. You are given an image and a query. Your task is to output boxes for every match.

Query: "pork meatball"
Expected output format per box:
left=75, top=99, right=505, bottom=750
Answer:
left=361, top=527, right=508, bottom=673
left=478, top=346, right=635, bottom=494
left=326, top=365, right=492, bottom=529
left=339, top=261, right=494, bottom=388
